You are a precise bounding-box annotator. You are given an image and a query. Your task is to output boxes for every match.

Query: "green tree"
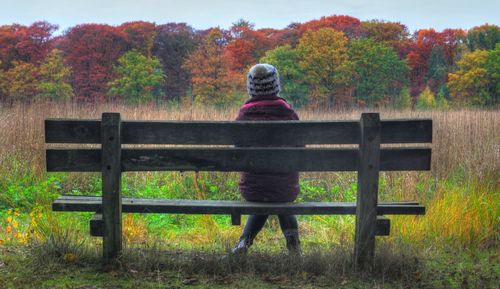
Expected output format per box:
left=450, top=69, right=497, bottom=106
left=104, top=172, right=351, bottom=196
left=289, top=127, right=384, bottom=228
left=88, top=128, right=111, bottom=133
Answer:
left=426, top=46, right=448, bottom=93
left=485, top=43, right=500, bottom=104
left=467, top=24, right=500, bottom=51
left=38, top=49, right=74, bottom=101
left=260, top=45, right=310, bottom=107
left=5, top=61, right=39, bottom=102
left=297, top=28, right=353, bottom=108
left=348, top=39, right=408, bottom=107
left=391, top=87, right=412, bottom=109
left=108, top=50, right=165, bottom=104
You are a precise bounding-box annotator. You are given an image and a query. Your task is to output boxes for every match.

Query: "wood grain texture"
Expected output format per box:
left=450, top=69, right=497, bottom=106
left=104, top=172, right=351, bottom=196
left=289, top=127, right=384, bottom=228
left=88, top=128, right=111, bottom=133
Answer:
left=52, top=196, right=426, bottom=215
left=355, top=113, right=381, bottom=268
left=45, top=119, right=432, bottom=145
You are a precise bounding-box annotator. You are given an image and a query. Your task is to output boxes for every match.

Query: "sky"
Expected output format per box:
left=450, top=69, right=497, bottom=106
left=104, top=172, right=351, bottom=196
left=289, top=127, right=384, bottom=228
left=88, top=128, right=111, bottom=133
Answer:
left=2, top=0, right=499, bottom=34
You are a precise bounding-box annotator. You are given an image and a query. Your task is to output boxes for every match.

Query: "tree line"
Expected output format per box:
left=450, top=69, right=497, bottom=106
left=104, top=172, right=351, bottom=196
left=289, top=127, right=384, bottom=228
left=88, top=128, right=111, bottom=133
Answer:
left=0, top=16, right=498, bottom=108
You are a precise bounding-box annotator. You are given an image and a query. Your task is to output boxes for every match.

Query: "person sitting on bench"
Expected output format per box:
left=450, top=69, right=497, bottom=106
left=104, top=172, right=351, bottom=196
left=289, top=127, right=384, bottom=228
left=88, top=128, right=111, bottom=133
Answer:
left=232, top=63, right=301, bottom=254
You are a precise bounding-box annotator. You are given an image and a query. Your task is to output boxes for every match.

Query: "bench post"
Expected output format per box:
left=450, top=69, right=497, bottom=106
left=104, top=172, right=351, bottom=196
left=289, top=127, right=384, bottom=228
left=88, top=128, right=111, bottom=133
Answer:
left=354, top=113, right=381, bottom=269
left=101, top=113, right=122, bottom=265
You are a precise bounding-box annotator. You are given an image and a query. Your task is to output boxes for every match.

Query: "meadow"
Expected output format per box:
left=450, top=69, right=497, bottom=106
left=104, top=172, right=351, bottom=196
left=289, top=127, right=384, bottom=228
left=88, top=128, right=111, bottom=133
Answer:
left=0, top=101, right=498, bottom=288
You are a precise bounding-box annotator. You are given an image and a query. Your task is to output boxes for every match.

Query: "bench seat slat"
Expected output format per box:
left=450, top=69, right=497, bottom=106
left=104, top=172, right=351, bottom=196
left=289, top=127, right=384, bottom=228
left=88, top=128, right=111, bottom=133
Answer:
left=46, top=147, right=431, bottom=172
left=52, top=196, right=425, bottom=215
left=45, top=119, right=432, bottom=145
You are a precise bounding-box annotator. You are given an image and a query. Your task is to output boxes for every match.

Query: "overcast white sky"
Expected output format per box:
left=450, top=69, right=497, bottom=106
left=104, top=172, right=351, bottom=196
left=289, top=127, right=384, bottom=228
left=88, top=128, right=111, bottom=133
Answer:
left=2, top=0, right=499, bottom=34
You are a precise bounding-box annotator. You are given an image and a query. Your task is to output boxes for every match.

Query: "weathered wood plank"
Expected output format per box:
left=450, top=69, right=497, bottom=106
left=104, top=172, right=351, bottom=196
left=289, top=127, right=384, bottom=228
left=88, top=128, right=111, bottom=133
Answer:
left=375, top=216, right=390, bottom=236
left=52, top=196, right=426, bottom=215
left=121, top=148, right=358, bottom=172
left=45, top=119, right=432, bottom=145
left=122, top=148, right=431, bottom=172
left=46, top=147, right=431, bottom=172
left=101, top=113, right=122, bottom=264
left=380, top=119, right=432, bottom=143
left=57, top=195, right=420, bottom=206
left=45, top=119, right=100, bottom=144
left=90, top=213, right=104, bottom=237
left=355, top=113, right=381, bottom=268
left=46, top=149, right=100, bottom=172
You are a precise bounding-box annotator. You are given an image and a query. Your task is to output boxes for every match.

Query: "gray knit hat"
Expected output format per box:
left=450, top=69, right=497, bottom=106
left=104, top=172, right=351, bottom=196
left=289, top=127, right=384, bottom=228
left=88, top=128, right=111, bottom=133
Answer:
left=247, top=63, right=281, bottom=98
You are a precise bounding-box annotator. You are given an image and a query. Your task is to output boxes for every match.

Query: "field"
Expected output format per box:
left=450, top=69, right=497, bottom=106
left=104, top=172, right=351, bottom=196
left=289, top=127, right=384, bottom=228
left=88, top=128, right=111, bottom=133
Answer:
left=0, top=102, right=499, bottom=288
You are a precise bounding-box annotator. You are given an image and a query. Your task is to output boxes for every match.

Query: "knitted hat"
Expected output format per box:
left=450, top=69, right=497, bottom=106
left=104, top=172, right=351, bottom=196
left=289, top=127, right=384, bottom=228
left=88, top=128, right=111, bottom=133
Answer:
left=247, top=63, right=281, bottom=98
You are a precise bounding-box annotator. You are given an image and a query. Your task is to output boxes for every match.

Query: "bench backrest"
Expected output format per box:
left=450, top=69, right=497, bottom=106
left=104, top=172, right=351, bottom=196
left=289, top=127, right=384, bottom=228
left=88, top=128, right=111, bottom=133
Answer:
left=45, top=113, right=432, bottom=173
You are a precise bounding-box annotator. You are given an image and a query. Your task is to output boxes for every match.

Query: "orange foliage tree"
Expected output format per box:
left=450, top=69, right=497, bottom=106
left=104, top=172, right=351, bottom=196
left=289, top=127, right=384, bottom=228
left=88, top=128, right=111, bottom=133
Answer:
left=183, top=28, right=243, bottom=106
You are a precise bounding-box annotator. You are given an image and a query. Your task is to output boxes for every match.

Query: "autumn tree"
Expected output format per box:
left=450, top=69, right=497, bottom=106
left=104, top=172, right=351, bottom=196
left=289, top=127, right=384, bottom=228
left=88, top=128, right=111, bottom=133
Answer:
left=349, top=39, right=409, bottom=106
left=448, top=45, right=499, bottom=105
left=119, top=21, right=156, bottom=56
left=361, top=20, right=409, bottom=42
left=62, top=24, right=129, bottom=102
left=225, top=19, right=273, bottom=72
left=407, top=28, right=465, bottom=97
left=108, top=50, right=165, bottom=104
left=4, top=61, right=39, bottom=102
left=153, top=23, right=199, bottom=101
left=467, top=24, right=500, bottom=51
left=0, top=62, right=7, bottom=100
left=37, top=49, right=74, bottom=101
left=299, top=15, right=361, bottom=39
left=360, top=20, right=411, bottom=58
left=297, top=28, right=353, bottom=108
left=0, top=22, right=57, bottom=70
left=260, top=45, right=309, bottom=107
left=183, top=28, right=241, bottom=106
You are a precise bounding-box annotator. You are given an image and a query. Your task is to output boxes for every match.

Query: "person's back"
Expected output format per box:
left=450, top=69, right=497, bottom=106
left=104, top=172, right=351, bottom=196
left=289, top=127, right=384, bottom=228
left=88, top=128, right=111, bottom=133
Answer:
left=232, top=63, right=301, bottom=254
left=236, top=94, right=300, bottom=203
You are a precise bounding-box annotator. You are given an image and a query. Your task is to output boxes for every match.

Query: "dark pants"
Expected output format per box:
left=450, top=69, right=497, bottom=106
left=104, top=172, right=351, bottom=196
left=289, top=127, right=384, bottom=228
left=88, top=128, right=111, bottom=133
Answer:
left=241, top=214, right=299, bottom=240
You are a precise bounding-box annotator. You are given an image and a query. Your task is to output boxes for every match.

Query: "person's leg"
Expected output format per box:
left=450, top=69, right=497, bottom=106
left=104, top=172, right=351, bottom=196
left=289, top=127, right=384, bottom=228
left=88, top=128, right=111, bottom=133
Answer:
left=278, top=214, right=301, bottom=253
left=232, top=215, right=268, bottom=253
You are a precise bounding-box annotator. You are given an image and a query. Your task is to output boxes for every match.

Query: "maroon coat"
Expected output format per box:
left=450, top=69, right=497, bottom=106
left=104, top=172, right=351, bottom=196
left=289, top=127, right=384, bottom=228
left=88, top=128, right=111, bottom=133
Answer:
left=235, top=95, right=300, bottom=203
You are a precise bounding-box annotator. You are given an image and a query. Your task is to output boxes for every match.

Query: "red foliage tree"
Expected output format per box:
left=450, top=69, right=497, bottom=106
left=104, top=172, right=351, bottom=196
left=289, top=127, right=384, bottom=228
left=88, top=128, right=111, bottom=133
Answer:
left=0, top=21, right=57, bottom=69
left=299, top=15, right=361, bottom=39
left=224, top=20, right=273, bottom=72
left=407, top=28, right=466, bottom=96
left=62, top=24, right=129, bottom=102
left=119, top=21, right=156, bottom=56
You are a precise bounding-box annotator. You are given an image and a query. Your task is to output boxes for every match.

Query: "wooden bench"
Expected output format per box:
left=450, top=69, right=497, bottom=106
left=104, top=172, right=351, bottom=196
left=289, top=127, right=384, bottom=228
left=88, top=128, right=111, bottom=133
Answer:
left=45, top=112, right=432, bottom=267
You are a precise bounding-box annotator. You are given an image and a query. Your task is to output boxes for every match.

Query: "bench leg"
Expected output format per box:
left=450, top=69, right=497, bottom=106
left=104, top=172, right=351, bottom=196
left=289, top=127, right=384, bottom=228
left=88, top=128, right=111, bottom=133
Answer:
left=101, top=113, right=122, bottom=266
left=231, top=213, right=241, bottom=226
left=354, top=113, right=381, bottom=269
left=90, top=213, right=104, bottom=237
left=376, top=216, right=390, bottom=236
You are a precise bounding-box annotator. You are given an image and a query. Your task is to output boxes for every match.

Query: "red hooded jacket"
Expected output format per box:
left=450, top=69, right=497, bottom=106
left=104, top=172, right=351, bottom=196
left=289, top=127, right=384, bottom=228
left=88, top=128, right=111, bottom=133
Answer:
left=235, top=95, right=300, bottom=202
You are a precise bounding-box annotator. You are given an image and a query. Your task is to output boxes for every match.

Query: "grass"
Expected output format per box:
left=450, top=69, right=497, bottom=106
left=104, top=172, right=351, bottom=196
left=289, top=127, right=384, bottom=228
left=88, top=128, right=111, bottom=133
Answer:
left=0, top=101, right=499, bottom=288
left=1, top=243, right=498, bottom=288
